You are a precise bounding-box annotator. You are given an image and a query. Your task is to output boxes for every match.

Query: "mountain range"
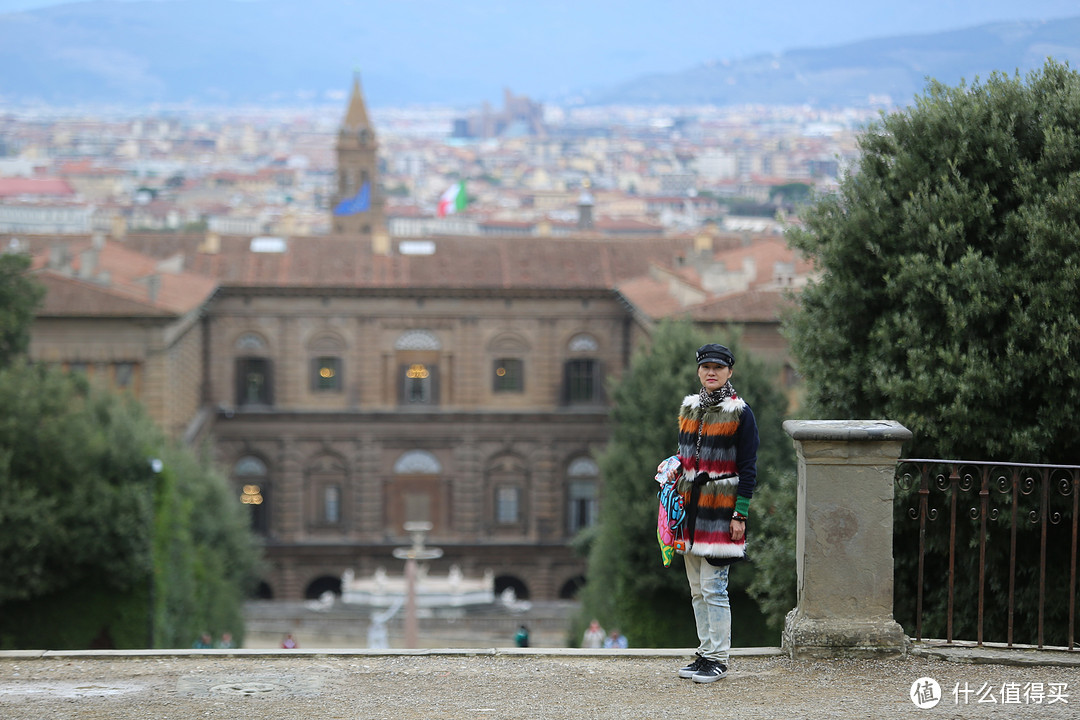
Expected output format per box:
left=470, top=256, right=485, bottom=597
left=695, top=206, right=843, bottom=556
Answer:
left=0, top=1, right=1078, bottom=108
left=594, top=18, right=1080, bottom=107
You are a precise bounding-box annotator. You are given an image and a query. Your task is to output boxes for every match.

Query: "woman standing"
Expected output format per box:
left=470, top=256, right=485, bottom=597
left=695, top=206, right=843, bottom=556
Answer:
left=674, top=343, right=758, bottom=683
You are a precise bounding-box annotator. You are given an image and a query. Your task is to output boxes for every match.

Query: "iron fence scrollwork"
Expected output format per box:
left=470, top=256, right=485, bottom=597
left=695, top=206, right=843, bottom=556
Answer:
left=895, top=459, right=1080, bottom=651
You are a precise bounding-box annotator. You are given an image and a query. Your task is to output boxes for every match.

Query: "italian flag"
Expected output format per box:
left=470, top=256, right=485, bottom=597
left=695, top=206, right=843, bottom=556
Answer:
left=437, top=180, right=467, bottom=217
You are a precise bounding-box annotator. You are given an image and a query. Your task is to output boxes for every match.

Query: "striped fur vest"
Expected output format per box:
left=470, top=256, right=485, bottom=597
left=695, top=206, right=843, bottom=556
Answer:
left=675, top=392, right=748, bottom=560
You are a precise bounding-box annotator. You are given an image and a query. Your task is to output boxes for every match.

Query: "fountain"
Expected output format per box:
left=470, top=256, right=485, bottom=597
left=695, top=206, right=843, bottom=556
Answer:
left=340, top=522, right=496, bottom=647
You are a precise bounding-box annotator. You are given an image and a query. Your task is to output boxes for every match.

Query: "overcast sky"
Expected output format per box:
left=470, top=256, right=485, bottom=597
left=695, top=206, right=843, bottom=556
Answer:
left=2, top=0, right=1078, bottom=106
left=1, top=0, right=1077, bottom=59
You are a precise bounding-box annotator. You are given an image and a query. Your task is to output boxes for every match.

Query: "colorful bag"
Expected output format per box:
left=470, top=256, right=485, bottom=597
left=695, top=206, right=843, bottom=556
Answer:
left=654, top=456, right=684, bottom=566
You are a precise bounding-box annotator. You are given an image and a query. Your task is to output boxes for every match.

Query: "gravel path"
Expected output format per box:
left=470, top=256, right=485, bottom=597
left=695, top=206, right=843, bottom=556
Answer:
left=2, top=650, right=1079, bottom=719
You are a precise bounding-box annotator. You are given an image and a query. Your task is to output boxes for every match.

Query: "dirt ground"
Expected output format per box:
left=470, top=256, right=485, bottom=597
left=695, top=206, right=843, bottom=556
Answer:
left=2, top=650, right=1080, bottom=719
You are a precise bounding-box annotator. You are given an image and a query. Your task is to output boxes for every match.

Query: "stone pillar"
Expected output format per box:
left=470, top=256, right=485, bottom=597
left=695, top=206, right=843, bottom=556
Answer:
left=782, top=420, right=911, bottom=658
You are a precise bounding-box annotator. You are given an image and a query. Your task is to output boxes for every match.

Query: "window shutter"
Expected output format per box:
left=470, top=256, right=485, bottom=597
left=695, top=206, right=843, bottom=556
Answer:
left=593, top=360, right=604, bottom=402
left=235, top=357, right=246, bottom=406
left=429, top=364, right=439, bottom=405
left=561, top=361, right=571, bottom=405
left=263, top=360, right=274, bottom=406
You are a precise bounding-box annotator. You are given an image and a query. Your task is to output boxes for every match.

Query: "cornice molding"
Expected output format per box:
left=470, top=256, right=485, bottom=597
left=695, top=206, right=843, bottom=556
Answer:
left=215, top=285, right=619, bottom=301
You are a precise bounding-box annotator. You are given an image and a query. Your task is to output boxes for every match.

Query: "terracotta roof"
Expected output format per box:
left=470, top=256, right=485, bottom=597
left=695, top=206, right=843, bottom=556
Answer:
left=704, top=236, right=814, bottom=286
left=593, top=218, right=664, bottom=232
left=615, top=236, right=810, bottom=323
left=615, top=275, right=687, bottom=318
left=30, top=240, right=217, bottom=316
left=618, top=281, right=797, bottom=324
left=57, top=160, right=123, bottom=177
left=34, top=273, right=177, bottom=317
left=0, top=178, right=76, bottom=198
left=18, top=232, right=801, bottom=325
left=113, top=233, right=696, bottom=291
left=687, top=289, right=797, bottom=323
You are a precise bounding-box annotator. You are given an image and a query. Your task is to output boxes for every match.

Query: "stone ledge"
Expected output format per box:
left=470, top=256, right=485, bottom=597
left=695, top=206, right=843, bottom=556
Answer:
left=783, top=419, right=913, bottom=443
left=0, top=646, right=787, bottom=660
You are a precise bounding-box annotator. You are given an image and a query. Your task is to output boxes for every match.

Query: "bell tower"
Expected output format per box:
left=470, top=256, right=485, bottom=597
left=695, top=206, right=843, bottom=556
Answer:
left=331, top=74, right=383, bottom=236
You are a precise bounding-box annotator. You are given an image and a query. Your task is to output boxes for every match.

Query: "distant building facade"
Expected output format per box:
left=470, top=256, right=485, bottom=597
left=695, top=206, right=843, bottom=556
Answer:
left=452, top=88, right=548, bottom=140
left=207, top=282, right=623, bottom=601
left=21, top=81, right=810, bottom=603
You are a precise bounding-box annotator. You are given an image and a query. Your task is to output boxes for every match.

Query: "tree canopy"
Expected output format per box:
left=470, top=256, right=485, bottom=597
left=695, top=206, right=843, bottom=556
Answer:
left=0, top=257, right=261, bottom=649
left=0, top=360, right=263, bottom=649
left=785, top=60, right=1080, bottom=463
left=576, top=319, right=795, bottom=647
left=0, top=253, right=44, bottom=368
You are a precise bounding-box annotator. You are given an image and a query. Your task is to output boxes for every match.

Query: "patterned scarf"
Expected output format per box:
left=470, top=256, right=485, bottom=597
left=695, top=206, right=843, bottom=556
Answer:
left=699, top=380, right=736, bottom=408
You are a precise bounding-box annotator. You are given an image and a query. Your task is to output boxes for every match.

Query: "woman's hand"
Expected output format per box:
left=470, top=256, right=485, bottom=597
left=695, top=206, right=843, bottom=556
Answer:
left=730, top=518, right=746, bottom=542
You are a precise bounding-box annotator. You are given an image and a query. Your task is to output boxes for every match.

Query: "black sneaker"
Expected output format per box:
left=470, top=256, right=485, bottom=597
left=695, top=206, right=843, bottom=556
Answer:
left=692, top=659, right=728, bottom=683
left=677, top=655, right=705, bottom=679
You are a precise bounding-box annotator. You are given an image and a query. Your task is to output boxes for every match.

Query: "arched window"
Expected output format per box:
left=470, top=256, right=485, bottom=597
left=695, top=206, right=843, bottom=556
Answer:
left=396, top=330, right=440, bottom=406
left=389, top=450, right=445, bottom=534
left=236, top=333, right=267, bottom=351
left=486, top=454, right=527, bottom=529
left=566, top=456, right=599, bottom=535
left=562, top=334, right=602, bottom=405
left=395, top=330, right=441, bottom=351
left=489, top=332, right=528, bottom=394
left=393, top=450, right=442, bottom=475
left=568, top=333, right=599, bottom=352
left=307, top=332, right=345, bottom=393
left=234, top=332, right=273, bottom=407
left=307, top=454, right=347, bottom=529
left=234, top=455, right=270, bottom=535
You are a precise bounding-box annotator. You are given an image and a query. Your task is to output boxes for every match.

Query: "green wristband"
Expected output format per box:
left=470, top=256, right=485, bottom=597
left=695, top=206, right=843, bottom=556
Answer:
left=734, top=495, right=750, bottom=517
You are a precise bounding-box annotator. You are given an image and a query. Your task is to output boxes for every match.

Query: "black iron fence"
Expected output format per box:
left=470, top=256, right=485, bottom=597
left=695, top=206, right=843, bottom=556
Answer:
left=895, top=459, right=1080, bottom=650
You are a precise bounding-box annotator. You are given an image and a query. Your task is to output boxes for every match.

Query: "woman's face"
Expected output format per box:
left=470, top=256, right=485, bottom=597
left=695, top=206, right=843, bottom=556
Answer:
left=698, top=362, right=733, bottom=392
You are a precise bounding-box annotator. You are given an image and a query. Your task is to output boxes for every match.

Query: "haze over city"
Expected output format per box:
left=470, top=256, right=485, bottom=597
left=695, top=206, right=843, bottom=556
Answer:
left=2, top=0, right=1079, bottom=107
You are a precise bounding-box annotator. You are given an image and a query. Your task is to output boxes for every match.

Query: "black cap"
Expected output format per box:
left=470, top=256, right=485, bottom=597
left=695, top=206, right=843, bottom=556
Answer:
left=696, top=343, right=734, bottom=367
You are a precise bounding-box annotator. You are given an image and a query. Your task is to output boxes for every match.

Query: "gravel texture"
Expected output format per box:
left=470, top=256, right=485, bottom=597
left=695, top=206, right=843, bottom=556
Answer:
left=2, top=650, right=1079, bottom=719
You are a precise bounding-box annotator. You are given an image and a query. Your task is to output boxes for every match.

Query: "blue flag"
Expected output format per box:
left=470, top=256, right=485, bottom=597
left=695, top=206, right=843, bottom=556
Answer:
left=333, top=182, right=371, bottom=216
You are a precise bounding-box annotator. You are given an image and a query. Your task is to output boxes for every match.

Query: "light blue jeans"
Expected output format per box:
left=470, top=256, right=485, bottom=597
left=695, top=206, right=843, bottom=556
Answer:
left=684, top=554, right=731, bottom=663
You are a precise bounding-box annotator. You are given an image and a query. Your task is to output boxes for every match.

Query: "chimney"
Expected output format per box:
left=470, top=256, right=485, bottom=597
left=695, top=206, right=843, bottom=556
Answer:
left=110, top=213, right=127, bottom=241
left=199, top=231, right=221, bottom=255
left=693, top=230, right=713, bottom=255
left=79, top=247, right=98, bottom=279
left=694, top=220, right=718, bottom=255
left=372, top=228, right=391, bottom=256
left=49, top=244, right=71, bottom=272
left=146, top=274, right=160, bottom=304
left=577, top=182, right=594, bottom=231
